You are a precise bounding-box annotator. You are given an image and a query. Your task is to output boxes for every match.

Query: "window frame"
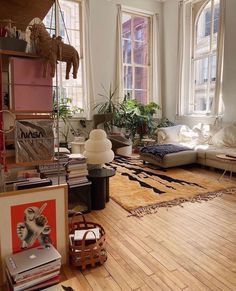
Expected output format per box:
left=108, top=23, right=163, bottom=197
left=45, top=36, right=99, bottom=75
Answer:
left=177, top=0, right=224, bottom=118
left=121, top=10, right=151, bottom=104
left=190, top=0, right=220, bottom=115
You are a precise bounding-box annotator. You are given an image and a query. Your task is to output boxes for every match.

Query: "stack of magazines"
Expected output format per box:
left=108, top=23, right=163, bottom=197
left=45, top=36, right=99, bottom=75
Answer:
left=5, top=245, right=61, bottom=291
left=66, top=154, right=89, bottom=187
left=38, top=163, right=67, bottom=185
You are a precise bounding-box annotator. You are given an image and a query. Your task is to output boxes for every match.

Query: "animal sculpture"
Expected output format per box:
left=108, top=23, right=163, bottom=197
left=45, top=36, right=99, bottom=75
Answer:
left=30, top=23, right=79, bottom=79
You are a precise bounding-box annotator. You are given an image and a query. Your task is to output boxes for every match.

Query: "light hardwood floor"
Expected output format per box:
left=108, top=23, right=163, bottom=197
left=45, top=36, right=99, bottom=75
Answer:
left=59, top=168, right=236, bottom=291
left=3, top=168, right=236, bottom=291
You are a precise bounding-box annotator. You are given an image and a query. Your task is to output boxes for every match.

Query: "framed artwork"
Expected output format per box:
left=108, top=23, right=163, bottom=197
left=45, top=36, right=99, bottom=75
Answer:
left=0, top=185, right=68, bottom=285
left=15, top=119, right=54, bottom=163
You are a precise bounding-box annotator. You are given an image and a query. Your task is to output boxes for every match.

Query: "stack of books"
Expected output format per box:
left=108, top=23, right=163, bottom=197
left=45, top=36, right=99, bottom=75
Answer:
left=66, top=154, right=89, bottom=187
left=38, top=163, right=67, bottom=185
left=5, top=245, right=61, bottom=291
left=13, top=177, right=52, bottom=190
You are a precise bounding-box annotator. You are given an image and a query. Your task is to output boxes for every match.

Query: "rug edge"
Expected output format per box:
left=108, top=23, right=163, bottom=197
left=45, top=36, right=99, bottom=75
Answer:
left=128, top=187, right=236, bottom=217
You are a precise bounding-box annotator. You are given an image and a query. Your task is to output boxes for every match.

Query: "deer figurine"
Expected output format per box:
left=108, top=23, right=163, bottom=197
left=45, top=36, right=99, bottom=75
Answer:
left=30, top=23, right=79, bottom=79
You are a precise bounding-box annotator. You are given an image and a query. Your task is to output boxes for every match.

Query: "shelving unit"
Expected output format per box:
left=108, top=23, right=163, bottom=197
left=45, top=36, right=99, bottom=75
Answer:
left=0, top=49, right=58, bottom=192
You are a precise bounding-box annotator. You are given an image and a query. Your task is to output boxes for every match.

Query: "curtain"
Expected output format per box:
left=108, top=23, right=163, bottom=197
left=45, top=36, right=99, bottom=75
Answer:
left=81, top=0, right=95, bottom=119
left=151, top=13, right=162, bottom=118
left=176, top=0, right=185, bottom=116
left=115, top=4, right=123, bottom=103
left=214, top=0, right=225, bottom=115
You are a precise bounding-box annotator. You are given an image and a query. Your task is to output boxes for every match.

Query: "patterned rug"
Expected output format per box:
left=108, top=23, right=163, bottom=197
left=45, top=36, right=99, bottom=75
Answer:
left=106, top=157, right=236, bottom=217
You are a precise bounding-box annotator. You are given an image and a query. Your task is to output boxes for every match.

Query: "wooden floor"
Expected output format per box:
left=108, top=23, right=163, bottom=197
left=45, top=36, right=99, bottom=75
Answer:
left=58, top=168, right=236, bottom=291
left=3, top=168, right=236, bottom=291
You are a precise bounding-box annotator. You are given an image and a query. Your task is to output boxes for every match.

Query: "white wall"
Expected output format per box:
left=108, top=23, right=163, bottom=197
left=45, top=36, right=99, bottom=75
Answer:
left=163, top=0, right=236, bottom=124
left=89, top=0, right=162, bottom=106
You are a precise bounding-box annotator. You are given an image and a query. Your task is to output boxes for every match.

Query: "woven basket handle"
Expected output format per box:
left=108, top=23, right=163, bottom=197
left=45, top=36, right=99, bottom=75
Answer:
left=69, top=211, right=88, bottom=230
left=81, top=230, right=98, bottom=249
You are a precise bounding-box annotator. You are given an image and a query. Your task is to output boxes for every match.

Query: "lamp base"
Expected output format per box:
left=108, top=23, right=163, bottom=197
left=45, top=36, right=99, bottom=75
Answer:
left=87, top=164, right=103, bottom=170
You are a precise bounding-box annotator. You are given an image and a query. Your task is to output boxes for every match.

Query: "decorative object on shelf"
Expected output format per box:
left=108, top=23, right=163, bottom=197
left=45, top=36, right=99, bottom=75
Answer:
left=83, top=129, right=114, bottom=169
left=0, top=185, right=68, bottom=285
left=69, top=212, right=107, bottom=270
left=0, top=110, right=15, bottom=134
left=15, top=119, right=54, bottom=163
left=0, top=19, right=27, bottom=52
left=29, top=23, right=80, bottom=79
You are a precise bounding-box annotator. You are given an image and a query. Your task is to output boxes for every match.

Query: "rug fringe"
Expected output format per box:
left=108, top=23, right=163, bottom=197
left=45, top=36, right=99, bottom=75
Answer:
left=129, top=187, right=236, bottom=218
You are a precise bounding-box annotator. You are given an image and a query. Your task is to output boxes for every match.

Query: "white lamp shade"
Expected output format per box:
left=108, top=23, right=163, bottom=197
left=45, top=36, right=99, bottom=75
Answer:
left=83, top=129, right=114, bottom=164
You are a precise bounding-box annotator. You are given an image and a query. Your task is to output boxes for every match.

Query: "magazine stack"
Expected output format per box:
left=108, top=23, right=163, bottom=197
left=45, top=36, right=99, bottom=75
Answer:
left=5, top=245, right=61, bottom=291
left=66, top=154, right=89, bottom=187
left=38, top=163, right=67, bottom=185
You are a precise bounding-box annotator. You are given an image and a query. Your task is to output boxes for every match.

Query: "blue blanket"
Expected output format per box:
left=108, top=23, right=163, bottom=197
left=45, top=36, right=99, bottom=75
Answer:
left=140, top=144, right=190, bottom=161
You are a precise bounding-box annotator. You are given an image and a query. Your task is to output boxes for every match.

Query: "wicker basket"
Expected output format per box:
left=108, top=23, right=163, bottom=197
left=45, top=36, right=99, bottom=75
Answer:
left=69, top=212, right=107, bottom=270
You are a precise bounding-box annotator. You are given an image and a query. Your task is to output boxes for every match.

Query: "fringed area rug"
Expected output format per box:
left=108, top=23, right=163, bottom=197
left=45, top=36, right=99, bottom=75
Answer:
left=106, top=156, right=236, bottom=217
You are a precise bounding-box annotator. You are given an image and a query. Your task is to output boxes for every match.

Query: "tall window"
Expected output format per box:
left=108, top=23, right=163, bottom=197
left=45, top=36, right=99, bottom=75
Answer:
left=191, top=0, right=221, bottom=114
left=44, top=0, right=83, bottom=110
left=177, top=0, right=224, bottom=117
left=122, top=12, right=151, bottom=104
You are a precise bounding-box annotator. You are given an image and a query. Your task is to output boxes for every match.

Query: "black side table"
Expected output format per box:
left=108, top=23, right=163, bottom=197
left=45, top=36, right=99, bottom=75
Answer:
left=88, top=168, right=116, bottom=210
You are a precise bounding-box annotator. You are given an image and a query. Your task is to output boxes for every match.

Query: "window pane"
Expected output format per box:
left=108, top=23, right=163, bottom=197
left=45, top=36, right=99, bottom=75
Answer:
left=135, top=67, right=148, bottom=90
left=195, top=1, right=211, bottom=56
left=123, top=66, right=132, bottom=89
left=212, top=0, right=220, bottom=51
left=133, top=17, right=149, bottom=42
left=134, top=42, right=148, bottom=65
left=122, top=13, right=131, bottom=39
left=44, top=1, right=83, bottom=111
left=123, top=39, right=131, bottom=64
left=194, top=58, right=209, bottom=85
left=210, top=54, right=217, bottom=82
left=135, top=90, right=147, bottom=104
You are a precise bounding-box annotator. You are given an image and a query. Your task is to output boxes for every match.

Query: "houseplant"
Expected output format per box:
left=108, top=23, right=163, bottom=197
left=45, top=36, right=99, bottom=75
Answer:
left=54, top=97, right=84, bottom=147
left=114, top=96, right=161, bottom=141
left=93, top=84, right=120, bottom=132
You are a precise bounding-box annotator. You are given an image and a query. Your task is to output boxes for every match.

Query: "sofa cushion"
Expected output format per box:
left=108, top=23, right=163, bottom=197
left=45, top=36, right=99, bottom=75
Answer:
left=156, top=125, right=184, bottom=144
left=211, top=124, right=236, bottom=147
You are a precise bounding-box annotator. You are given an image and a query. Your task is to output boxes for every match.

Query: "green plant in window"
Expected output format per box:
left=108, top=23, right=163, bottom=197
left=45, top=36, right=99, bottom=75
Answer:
left=54, top=97, right=84, bottom=146
left=114, top=95, right=161, bottom=141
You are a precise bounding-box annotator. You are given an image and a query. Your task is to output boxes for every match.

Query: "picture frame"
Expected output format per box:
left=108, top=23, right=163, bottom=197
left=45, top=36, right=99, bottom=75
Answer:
left=0, top=185, right=68, bottom=285
left=15, top=119, right=54, bottom=163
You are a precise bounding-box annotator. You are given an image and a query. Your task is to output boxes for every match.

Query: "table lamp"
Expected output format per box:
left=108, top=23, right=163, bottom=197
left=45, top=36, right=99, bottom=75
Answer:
left=83, top=129, right=114, bottom=169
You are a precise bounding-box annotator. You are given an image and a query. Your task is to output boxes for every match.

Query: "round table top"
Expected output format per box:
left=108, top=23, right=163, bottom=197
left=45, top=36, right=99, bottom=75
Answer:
left=88, top=168, right=116, bottom=178
left=216, top=154, right=236, bottom=161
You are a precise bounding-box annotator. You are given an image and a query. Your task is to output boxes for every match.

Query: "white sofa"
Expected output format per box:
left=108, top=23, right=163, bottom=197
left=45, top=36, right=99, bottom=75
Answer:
left=140, top=123, right=236, bottom=172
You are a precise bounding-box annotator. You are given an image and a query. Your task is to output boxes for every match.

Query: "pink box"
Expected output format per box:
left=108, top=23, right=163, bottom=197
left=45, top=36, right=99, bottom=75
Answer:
left=10, top=57, right=53, bottom=112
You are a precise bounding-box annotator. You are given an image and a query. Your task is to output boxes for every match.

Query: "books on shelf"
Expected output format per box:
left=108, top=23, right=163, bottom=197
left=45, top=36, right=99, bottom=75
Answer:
left=13, top=177, right=52, bottom=190
left=66, top=154, right=88, bottom=187
left=5, top=244, right=61, bottom=291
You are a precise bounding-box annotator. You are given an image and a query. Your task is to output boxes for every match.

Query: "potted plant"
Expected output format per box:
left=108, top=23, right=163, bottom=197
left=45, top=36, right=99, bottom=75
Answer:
left=54, top=97, right=84, bottom=147
left=93, top=84, right=120, bottom=133
left=114, top=95, right=161, bottom=142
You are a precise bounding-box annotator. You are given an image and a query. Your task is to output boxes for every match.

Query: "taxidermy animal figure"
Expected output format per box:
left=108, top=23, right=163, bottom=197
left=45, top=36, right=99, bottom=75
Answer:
left=29, top=23, right=79, bottom=79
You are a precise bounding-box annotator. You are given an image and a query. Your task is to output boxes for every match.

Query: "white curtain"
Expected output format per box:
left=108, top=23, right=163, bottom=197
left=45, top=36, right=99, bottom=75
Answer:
left=176, top=0, right=186, bottom=116
left=151, top=13, right=162, bottom=117
left=116, top=4, right=123, bottom=102
left=81, top=0, right=95, bottom=119
left=214, top=0, right=225, bottom=115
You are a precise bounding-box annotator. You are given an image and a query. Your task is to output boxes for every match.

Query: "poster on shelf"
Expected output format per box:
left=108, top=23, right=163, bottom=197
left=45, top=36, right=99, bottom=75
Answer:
left=0, top=185, right=68, bottom=285
left=15, top=119, right=54, bottom=163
